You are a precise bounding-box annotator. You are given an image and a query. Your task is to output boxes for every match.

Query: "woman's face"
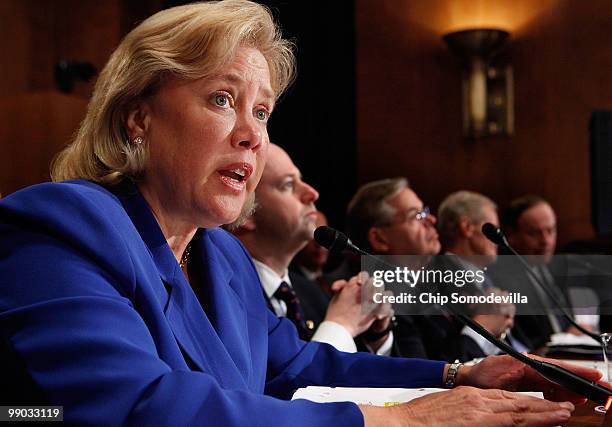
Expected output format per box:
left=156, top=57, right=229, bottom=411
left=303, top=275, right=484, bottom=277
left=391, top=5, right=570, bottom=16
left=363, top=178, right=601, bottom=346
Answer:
left=136, top=47, right=274, bottom=230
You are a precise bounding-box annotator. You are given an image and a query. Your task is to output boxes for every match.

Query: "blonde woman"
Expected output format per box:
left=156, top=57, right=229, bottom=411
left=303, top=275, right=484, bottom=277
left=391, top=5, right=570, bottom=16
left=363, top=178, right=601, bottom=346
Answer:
left=0, top=1, right=598, bottom=425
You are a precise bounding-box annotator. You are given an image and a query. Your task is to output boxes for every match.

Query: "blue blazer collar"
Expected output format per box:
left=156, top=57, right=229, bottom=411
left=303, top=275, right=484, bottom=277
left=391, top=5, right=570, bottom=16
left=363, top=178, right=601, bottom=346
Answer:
left=114, top=182, right=181, bottom=285
left=112, top=182, right=249, bottom=389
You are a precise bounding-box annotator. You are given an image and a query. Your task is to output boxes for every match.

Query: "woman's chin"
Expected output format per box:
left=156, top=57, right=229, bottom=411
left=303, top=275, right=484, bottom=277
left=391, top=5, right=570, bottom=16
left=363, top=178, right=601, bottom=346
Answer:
left=223, top=193, right=256, bottom=229
left=201, top=192, right=254, bottom=229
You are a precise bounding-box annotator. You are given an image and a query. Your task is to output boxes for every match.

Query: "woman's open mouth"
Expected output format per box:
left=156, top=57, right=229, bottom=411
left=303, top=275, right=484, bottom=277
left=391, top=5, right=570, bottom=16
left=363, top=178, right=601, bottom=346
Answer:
left=218, top=163, right=253, bottom=191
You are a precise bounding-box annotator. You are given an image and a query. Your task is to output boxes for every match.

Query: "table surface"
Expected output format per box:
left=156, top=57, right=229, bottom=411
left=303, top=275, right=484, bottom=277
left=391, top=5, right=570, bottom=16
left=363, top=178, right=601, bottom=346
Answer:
left=544, top=352, right=609, bottom=426
left=566, top=402, right=606, bottom=427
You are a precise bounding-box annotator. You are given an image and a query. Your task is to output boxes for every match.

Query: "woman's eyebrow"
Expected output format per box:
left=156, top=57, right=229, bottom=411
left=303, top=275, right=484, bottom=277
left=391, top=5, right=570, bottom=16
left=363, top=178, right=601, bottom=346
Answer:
left=217, top=73, right=275, bottom=101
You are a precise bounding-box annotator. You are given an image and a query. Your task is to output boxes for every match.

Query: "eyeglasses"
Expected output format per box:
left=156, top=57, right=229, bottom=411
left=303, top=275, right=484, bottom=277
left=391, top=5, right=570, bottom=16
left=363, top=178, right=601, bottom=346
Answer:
left=415, top=206, right=430, bottom=221
left=388, top=206, right=431, bottom=225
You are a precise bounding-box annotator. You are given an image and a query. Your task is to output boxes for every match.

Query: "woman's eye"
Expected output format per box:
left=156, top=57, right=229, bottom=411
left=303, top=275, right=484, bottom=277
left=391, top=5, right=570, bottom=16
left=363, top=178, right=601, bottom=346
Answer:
left=214, top=94, right=229, bottom=107
left=255, top=109, right=269, bottom=121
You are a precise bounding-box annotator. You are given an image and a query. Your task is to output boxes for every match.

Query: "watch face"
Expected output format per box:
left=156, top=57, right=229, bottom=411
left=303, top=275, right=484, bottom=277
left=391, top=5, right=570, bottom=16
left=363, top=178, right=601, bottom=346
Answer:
left=445, top=363, right=461, bottom=388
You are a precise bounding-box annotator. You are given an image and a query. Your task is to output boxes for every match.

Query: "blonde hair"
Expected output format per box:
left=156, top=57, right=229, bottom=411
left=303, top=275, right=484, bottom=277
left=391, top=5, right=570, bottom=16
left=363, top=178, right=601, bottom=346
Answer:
left=51, top=0, right=295, bottom=184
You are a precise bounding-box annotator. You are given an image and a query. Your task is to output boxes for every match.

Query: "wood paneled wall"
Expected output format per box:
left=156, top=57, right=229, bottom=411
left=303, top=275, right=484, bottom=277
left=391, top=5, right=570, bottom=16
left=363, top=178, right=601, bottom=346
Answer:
left=3, top=0, right=612, bottom=247
left=356, top=0, right=612, bottom=246
left=0, top=0, right=161, bottom=196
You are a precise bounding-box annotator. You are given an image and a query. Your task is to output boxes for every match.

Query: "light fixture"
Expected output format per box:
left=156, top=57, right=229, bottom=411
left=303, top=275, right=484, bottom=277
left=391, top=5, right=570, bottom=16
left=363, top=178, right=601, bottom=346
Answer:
left=443, top=29, right=514, bottom=139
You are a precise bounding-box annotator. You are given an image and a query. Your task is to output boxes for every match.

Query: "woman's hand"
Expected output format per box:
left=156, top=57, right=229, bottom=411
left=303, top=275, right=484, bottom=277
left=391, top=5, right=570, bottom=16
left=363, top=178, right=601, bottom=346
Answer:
left=360, top=387, right=574, bottom=427
left=458, top=354, right=605, bottom=403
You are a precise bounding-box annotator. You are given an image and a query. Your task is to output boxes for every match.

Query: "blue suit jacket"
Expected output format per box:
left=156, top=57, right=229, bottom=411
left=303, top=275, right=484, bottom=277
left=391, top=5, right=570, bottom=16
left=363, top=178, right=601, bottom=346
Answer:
left=0, top=180, right=445, bottom=426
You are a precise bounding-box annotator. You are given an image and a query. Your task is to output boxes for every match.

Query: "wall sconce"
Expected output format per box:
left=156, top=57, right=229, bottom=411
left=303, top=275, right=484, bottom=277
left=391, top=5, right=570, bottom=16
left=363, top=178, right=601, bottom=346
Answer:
left=443, top=29, right=514, bottom=139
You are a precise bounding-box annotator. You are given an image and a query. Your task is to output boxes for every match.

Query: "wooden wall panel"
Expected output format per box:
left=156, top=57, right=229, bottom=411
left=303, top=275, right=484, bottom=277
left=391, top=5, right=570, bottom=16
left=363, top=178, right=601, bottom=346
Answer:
left=0, top=92, right=88, bottom=195
left=356, top=0, right=612, bottom=246
left=0, top=0, right=161, bottom=197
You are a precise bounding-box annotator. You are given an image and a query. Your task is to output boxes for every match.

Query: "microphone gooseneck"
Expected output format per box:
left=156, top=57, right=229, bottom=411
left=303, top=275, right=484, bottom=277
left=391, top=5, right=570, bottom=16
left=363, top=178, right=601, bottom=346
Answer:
left=455, top=310, right=612, bottom=405
left=481, top=223, right=600, bottom=343
left=315, top=225, right=612, bottom=404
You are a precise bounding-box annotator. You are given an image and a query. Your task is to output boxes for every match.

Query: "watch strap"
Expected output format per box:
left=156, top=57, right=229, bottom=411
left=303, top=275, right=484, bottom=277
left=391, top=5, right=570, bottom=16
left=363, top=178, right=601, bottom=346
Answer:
left=444, top=362, right=462, bottom=388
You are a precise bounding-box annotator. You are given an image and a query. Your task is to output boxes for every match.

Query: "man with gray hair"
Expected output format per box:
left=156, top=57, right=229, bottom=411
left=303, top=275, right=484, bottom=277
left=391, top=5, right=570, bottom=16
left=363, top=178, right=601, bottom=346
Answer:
left=342, top=182, right=525, bottom=361
left=437, top=191, right=530, bottom=360
left=346, top=177, right=440, bottom=259
left=438, top=191, right=499, bottom=267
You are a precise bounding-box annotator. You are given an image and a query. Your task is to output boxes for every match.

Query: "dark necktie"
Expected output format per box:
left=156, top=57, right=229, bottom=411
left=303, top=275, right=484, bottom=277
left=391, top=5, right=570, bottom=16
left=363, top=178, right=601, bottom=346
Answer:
left=536, top=265, right=572, bottom=332
left=274, top=281, right=312, bottom=340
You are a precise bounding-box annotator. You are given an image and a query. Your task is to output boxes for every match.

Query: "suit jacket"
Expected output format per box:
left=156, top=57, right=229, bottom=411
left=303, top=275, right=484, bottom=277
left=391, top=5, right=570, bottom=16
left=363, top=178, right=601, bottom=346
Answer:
left=289, top=271, right=330, bottom=331
left=435, top=255, right=534, bottom=359
left=487, top=255, right=572, bottom=349
left=0, top=180, right=445, bottom=426
left=319, top=254, right=440, bottom=359
left=393, top=314, right=461, bottom=361
left=390, top=257, right=472, bottom=362
left=288, top=267, right=393, bottom=355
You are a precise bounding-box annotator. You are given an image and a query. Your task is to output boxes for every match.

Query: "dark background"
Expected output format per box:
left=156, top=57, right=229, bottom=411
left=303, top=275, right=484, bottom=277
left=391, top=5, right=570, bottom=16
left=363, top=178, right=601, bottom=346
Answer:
left=2, top=0, right=612, bottom=247
left=254, top=0, right=357, bottom=230
left=163, top=0, right=357, bottom=229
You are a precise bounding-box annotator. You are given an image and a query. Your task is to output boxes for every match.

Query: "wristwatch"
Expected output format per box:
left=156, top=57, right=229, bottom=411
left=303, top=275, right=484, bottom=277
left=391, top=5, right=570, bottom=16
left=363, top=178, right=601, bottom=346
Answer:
left=444, top=362, right=462, bottom=388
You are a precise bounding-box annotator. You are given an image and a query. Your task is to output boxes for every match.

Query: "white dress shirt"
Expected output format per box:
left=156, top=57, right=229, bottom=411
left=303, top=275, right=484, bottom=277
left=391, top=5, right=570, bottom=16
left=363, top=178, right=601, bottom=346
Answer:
left=461, top=325, right=528, bottom=357
left=253, top=260, right=357, bottom=353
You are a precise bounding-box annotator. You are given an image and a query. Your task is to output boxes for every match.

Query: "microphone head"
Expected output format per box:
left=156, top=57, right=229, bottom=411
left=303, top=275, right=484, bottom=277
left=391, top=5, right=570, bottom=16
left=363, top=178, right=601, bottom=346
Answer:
left=314, top=226, right=350, bottom=255
left=482, top=223, right=508, bottom=246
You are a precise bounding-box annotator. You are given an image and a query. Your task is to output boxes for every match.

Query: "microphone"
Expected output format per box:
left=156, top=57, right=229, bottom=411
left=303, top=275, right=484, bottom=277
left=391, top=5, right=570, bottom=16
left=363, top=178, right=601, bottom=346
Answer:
left=314, top=226, right=417, bottom=286
left=481, top=223, right=600, bottom=342
left=315, top=225, right=612, bottom=404
left=314, top=226, right=368, bottom=256
left=482, top=222, right=509, bottom=247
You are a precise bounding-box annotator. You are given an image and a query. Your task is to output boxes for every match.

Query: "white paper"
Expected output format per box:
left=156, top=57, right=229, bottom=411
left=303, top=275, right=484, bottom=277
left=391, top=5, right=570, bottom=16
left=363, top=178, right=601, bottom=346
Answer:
left=548, top=332, right=602, bottom=347
left=560, top=359, right=607, bottom=376
left=292, top=386, right=543, bottom=407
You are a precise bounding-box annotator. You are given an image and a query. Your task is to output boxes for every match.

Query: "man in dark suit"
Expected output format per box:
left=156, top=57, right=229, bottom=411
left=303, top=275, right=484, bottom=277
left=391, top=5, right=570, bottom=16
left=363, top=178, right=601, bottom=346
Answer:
left=344, top=177, right=456, bottom=360
left=490, top=195, right=596, bottom=349
left=437, top=191, right=531, bottom=360
left=233, top=144, right=393, bottom=353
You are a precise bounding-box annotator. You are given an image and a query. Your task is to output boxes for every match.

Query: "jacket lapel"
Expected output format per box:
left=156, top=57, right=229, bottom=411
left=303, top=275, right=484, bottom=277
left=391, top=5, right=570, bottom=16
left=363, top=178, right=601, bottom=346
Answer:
left=115, top=183, right=248, bottom=389
left=191, top=230, right=252, bottom=386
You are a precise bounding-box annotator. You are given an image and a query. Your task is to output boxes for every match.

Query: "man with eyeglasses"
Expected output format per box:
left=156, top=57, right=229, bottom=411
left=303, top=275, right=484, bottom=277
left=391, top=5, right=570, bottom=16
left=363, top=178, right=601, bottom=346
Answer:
left=343, top=179, right=529, bottom=361
left=346, top=178, right=440, bottom=260
left=342, top=178, right=456, bottom=359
